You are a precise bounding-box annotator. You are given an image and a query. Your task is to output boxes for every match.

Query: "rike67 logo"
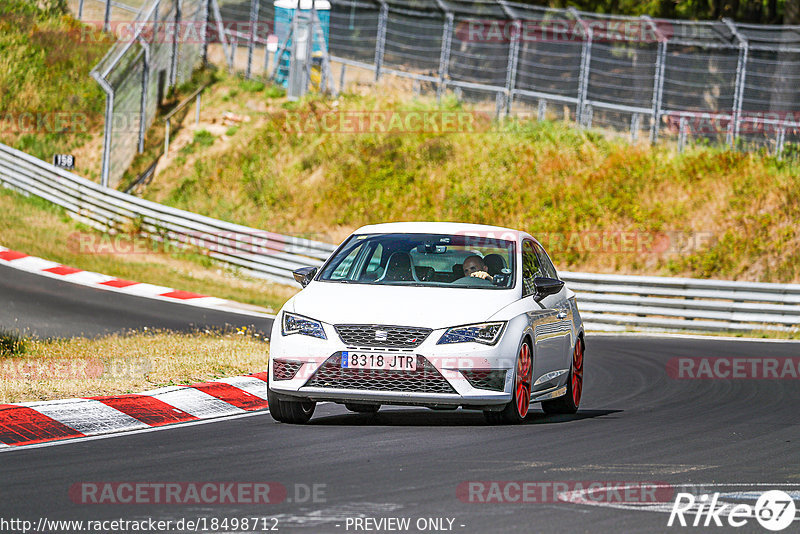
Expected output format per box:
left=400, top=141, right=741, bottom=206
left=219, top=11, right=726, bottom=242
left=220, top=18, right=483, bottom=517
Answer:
left=668, top=490, right=797, bottom=531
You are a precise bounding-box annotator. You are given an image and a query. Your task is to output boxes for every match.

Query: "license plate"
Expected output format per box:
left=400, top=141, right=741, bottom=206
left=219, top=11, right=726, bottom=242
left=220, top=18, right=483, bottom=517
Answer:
left=341, top=352, right=416, bottom=371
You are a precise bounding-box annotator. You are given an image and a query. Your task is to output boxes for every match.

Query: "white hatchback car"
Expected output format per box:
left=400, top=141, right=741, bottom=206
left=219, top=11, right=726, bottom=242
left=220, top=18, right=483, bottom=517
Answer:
left=268, top=222, right=585, bottom=424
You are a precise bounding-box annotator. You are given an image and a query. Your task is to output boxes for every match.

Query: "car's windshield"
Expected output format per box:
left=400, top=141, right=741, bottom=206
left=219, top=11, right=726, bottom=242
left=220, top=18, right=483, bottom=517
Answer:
left=319, top=233, right=516, bottom=289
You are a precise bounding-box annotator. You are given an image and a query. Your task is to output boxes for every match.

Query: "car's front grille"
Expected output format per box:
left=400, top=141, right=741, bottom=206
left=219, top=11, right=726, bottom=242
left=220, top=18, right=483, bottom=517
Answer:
left=304, top=354, right=455, bottom=394
left=272, top=359, right=302, bottom=380
left=334, top=324, right=432, bottom=348
left=461, top=369, right=507, bottom=392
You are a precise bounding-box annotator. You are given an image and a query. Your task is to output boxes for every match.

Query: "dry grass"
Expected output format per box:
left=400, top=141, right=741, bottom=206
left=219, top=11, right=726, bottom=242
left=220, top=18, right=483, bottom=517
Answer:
left=0, top=329, right=270, bottom=403
left=0, top=187, right=299, bottom=312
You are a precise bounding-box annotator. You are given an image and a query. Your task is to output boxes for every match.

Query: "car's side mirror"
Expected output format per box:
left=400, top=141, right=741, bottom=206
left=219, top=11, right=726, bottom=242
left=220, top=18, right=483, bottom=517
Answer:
left=293, top=266, right=318, bottom=288
left=533, top=276, right=564, bottom=302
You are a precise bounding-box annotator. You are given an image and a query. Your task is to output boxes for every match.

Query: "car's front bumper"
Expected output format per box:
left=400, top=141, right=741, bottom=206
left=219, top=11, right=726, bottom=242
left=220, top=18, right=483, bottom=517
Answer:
left=269, top=320, right=521, bottom=410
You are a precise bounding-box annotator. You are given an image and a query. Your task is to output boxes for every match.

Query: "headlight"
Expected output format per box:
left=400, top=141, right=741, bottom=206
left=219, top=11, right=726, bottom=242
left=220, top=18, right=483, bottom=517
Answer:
left=437, top=322, right=505, bottom=345
left=282, top=312, right=327, bottom=339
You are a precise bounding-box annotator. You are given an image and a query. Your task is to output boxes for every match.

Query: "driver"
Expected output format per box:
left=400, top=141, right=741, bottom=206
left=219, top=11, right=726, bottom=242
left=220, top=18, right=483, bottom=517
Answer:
left=462, top=255, right=492, bottom=280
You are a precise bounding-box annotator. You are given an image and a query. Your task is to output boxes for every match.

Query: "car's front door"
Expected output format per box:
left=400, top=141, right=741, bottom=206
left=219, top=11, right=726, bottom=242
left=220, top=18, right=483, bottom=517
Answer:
left=521, top=240, right=566, bottom=392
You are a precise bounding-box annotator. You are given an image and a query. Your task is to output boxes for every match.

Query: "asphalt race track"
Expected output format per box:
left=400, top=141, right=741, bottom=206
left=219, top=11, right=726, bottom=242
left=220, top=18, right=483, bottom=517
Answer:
left=0, top=263, right=274, bottom=338
left=1, top=333, right=798, bottom=533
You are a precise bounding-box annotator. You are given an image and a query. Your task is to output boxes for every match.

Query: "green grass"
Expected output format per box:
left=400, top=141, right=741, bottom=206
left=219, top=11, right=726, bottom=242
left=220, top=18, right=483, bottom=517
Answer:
left=0, top=0, right=111, bottom=160
left=143, top=86, right=800, bottom=283
left=0, top=186, right=298, bottom=312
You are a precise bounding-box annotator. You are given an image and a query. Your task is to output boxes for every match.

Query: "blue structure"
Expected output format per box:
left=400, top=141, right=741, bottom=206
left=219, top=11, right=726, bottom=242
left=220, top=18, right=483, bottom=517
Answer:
left=273, top=0, right=331, bottom=87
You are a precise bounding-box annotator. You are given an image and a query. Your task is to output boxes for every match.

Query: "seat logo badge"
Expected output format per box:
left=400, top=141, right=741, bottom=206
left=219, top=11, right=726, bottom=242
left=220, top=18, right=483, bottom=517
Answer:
left=374, top=330, right=388, bottom=341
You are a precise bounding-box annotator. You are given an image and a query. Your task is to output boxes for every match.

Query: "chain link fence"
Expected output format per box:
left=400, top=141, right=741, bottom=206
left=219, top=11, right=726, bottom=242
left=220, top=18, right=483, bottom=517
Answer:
left=78, top=0, right=800, bottom=187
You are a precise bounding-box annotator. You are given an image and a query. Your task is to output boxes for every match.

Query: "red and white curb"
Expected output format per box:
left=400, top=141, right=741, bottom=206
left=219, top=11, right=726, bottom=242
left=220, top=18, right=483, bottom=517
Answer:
left=0, top=246, right=274, bottom=319
left=0, top=373, right=270, bottom=448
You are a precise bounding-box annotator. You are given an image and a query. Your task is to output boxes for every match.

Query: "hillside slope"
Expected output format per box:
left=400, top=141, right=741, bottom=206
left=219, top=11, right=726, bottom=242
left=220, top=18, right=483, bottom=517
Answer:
left=140, top=80, right=800, bottom=283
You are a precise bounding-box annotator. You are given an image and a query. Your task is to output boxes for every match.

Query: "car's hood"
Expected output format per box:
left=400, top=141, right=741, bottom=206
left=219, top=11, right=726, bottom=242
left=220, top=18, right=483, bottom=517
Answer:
left=289, top=281, right=517, bottom=330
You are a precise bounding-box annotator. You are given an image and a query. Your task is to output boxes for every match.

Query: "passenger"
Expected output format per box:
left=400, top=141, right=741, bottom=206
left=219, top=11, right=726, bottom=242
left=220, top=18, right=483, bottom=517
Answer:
left=462, top=255, right=492, bottom=280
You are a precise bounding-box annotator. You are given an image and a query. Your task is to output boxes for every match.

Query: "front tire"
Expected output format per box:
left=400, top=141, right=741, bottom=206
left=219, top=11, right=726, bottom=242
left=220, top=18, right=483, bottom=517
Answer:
left=484, top=339, right=533, bottom=424
left=541, top=337, right=583, bottom=415
left=267, top=373, right=316, bottom=424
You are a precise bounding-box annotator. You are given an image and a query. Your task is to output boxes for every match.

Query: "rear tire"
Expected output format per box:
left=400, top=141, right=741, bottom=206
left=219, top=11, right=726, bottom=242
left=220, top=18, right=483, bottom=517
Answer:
left=267, top=373, right=316, bottom=424
left=541, top=337, right=583, bottom=415
left=484, top=339, right=533, bottom=425
left=345, top=403, right=380, bottom=414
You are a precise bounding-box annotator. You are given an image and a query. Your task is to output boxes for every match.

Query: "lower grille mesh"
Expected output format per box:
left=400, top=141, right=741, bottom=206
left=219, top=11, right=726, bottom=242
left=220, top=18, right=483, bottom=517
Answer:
left=461, top=369, right=507, bottom=392
left=273, top=360, right=302, bottom=380
left=304, top=354, right=455, bottom=394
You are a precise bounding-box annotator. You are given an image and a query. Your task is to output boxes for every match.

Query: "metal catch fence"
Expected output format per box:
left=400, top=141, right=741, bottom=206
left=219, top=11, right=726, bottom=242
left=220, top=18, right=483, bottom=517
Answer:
left=75, top=0, right=800, bottom=189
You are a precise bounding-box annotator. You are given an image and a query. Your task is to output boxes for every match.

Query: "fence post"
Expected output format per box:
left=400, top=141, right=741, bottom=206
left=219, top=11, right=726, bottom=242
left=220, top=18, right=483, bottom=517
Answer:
left=137, top=38, right=151, bottom=154
left=630, top=113, right=641, bottom=143
left=210, top=0, right=233, bottom=72
left=498, top=1, right=520, bottom=116
left=570, top=8, right=592, bottom=127
left=202, top=0, right=211, bottom=66
left=643, top=16, right=667, bottom=144
left=374, top=1, right=388, bottom=82
left=776, top=124, right=786, bottom=160
left=436, top=12, right=453, bottom=101
left=724, top=19, right=748, bottom=147
left=92, top=72, right=114, bottom=188
left=169, top=0, right=182, bottom=87
left=246, top=0, right=260, bottom=79
left=678, top=116, right=688, bottom=152
left=103, top=0, right=112, bottom=31
left=78, top=0, right=84, bottom=20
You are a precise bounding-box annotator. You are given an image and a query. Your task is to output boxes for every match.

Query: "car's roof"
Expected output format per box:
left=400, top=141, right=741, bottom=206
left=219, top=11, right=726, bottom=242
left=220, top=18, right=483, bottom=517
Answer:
left=353, top=221, right=526, bottom=239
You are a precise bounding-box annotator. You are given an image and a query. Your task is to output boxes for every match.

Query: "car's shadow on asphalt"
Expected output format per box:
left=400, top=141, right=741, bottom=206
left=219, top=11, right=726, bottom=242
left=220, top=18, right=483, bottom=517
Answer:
left=308, top=408, right=621, bottom=427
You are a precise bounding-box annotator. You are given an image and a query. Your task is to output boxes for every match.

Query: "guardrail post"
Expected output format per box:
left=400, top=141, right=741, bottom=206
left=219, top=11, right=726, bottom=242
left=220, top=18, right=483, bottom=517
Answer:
left=246, top=0, right=260, bottom=79
left=537, top=99, right=547, bottom=121
left=436, top=12, right=453, bottom=101
left=643, top=16, right=667, bottom=144
left=724, top=18, right=748, bottom=147
left=373, top=1, right=388, bottom=82
left=169, top=0, right=182, bottom=87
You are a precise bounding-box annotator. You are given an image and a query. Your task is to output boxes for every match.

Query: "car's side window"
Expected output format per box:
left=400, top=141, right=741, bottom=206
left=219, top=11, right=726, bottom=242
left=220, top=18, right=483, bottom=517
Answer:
left=521, top=240, right=540, bottom=297
left=330, top=244, right=363, bottom=280
left=533, top=242, right=558, bottom=279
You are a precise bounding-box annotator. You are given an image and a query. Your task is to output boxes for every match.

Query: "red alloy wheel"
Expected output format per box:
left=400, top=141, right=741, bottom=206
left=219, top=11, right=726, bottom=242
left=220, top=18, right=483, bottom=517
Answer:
left=571, top=339, right=584, bottom=407
left=515, top=342, right=532, bottom=418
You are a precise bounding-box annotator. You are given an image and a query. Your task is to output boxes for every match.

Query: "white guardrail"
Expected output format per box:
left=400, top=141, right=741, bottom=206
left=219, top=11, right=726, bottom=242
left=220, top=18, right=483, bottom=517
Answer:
left=1, top=142, right=798, bottom=334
